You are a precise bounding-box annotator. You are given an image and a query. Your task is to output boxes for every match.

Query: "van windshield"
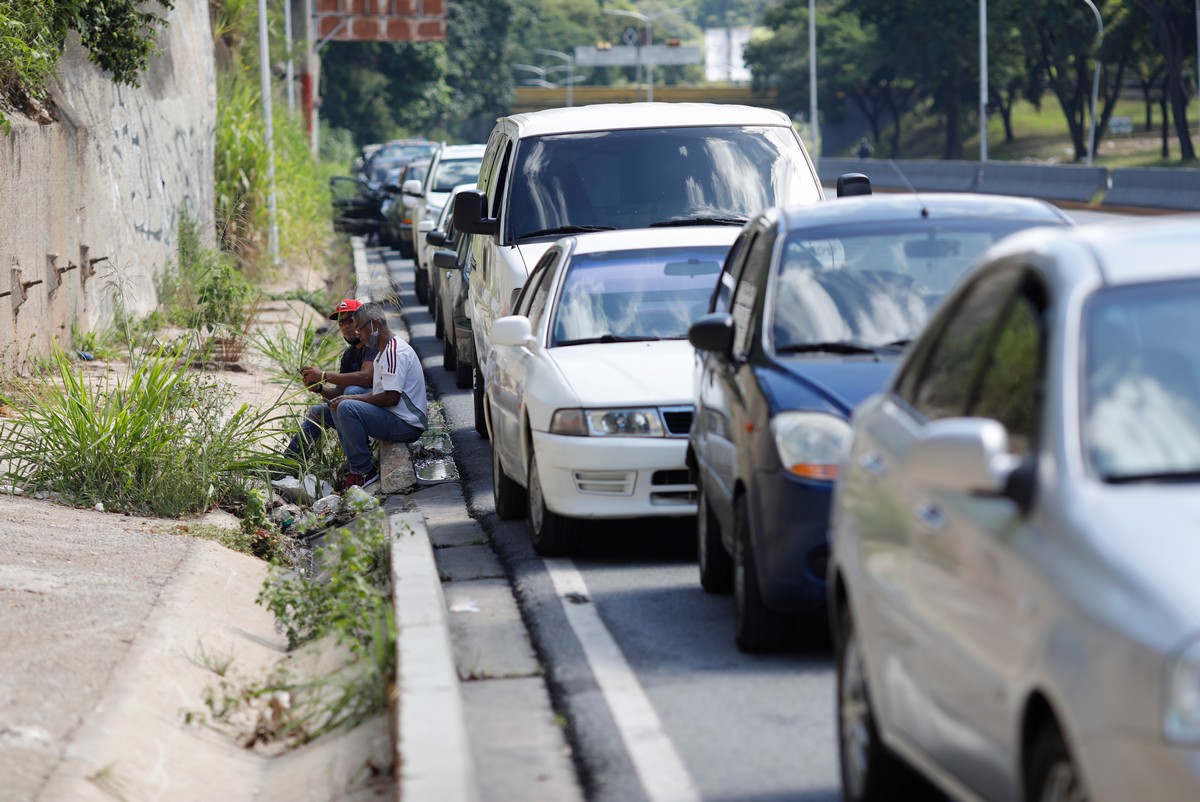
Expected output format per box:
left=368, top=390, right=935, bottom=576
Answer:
left=506, top=126, right=819, bottom=241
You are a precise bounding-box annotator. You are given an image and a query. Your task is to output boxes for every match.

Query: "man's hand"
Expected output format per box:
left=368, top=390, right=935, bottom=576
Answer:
left=300, top=365, right=324, bottom=390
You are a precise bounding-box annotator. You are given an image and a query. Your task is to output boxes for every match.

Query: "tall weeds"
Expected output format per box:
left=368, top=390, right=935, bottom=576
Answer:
left=0, top=344, right=287, bottom=517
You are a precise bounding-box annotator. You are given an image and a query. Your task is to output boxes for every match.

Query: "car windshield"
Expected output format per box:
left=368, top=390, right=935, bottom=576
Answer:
left=433, top=158, right=483, bottom=192
left=770, top=218, right=1051, bottom=352
left=506, top=126, right=819, bottom=241
left=551, top=246, right=729, bottom=346
left=1083, top=280, right=1200, bottom=482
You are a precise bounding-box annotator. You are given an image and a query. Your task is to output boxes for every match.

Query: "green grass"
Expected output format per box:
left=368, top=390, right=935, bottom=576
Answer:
left=885, top=95, right=1200, bottom=167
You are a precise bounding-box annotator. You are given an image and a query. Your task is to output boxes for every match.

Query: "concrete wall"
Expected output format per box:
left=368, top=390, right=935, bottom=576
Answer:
left=0, top=0, right=215, bottom=371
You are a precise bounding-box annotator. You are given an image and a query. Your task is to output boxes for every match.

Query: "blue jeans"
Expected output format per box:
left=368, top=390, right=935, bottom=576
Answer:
left=334, top=398, right=424, bottom=474
left=283, top=385, right=369, bottom=461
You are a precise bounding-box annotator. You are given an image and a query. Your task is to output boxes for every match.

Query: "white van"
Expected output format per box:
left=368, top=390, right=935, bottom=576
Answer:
left=453, top=103, right=832, bottom=436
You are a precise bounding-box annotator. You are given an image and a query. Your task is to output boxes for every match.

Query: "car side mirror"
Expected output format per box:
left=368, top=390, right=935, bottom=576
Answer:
left=402, top=179, right=423, bottom=197
left=906, top=418, right=1018, bottom=496
left=427, top=229, right=448, bottom=247
left=491, top=315, right=536, bottom=348
left=688, top=313, right=735, bottom=357
left=837, top=173, right=872, bottom=197
left=433, top=249, right=459, bottom=270
left=453, top=190, right=499, bottom=236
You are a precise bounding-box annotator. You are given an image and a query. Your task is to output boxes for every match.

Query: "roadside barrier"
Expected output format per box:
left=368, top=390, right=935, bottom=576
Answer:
left=1104, top=167, right=1200, bottom=211
left=978, top=162, right=1108, bottom=203
left=819, top=156, right=1200, bottom=212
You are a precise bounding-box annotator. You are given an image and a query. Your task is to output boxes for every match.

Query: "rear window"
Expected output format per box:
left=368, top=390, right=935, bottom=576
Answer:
left=506, top=126, right=819, bottom=241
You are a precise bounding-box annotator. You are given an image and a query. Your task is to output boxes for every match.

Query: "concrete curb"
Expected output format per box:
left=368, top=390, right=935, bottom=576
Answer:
left=388, top=512, right=480, bottom=802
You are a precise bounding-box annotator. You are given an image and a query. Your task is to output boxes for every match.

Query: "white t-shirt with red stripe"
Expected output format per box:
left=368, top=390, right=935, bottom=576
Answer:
left=373, top=335, right=427, bottom=430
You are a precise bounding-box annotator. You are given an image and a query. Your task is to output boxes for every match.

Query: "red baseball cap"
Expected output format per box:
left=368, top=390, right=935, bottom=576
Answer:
left=329, top=298, right=362, bottom=320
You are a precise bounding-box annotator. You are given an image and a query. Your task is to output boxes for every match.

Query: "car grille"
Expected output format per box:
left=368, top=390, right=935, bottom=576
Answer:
left=660, top=406, right=694, bottom=437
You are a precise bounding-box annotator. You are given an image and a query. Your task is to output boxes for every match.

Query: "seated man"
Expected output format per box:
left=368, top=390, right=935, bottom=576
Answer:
left=282, top=299, right=376, bottom=463
left=331, top=302, right=427, bottom=490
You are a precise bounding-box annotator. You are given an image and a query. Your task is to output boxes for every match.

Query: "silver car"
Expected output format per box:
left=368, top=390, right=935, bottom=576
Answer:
left=830, top=216, right=1200, bottom=802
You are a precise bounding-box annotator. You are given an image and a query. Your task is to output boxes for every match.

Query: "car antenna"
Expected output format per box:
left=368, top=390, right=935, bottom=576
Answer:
left=886, top=159, right=918, bottom=195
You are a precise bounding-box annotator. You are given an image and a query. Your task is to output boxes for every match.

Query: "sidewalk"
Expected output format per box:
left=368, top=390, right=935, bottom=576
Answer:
left=0, top=243, right=579, bottom=802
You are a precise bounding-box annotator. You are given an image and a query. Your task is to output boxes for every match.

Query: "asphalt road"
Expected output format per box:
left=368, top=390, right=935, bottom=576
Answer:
left=382, top=249, right=841, bottom=802
left=380, top=203, right=1130, bottom=802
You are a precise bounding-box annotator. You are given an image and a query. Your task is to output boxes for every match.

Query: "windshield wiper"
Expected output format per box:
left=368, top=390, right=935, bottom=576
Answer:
left=558, top=334, right=662, bottom=346
left=515, top=225, right=617, bottom=240
left=649, top=215, right=749, bottom=228
left=1106, top=470, right=1200, bottom=485
left=776, top=341, right=880, bottom=355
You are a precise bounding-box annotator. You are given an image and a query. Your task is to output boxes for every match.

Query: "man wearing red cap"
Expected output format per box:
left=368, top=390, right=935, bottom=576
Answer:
left=282, top=299, right=377, bottom=464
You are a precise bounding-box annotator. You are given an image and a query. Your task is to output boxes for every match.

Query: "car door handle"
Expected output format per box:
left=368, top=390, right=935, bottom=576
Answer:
left=857, top=451, right=886, bottom=477
left=913, top=502, right=945, bottom=530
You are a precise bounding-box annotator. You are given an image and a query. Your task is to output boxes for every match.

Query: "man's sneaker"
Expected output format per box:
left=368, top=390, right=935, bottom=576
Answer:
left=361, top=467, right=381, bottom=490
left=341, top=472, right=364, bottom=491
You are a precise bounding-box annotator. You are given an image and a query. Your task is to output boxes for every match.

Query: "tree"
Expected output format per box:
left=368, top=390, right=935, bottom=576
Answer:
left=849, top=0, right=981, bottom=159
left=1133, top=0, right=1196, bottom=161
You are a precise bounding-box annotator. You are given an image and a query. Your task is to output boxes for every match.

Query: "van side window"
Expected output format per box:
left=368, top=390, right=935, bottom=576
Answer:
left=492, top=140, right=514, bottom=220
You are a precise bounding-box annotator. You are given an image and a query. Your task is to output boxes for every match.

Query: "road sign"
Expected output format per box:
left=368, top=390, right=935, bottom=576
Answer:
left=622, top=26, right=640, bottom=47
left=574, top=44, right=703, bottom=68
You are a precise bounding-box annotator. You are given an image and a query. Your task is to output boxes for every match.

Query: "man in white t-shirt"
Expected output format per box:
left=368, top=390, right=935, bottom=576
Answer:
left=330, top=301, right=427, bottom=490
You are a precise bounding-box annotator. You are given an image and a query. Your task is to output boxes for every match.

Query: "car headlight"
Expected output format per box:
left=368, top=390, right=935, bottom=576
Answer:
left=548, top=408, right=665, bottom=437
left=1165, top=638, right=1200, bottom=742
left=770, top=412, right=850, bottom=480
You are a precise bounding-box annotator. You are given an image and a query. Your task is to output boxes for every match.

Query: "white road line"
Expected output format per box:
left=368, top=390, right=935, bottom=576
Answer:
left=544, top=558, right=702, bottom=802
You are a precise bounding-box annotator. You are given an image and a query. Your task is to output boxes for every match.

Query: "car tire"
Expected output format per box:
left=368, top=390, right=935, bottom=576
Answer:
left=399, top=238, right=415, bottom=259
left=528, top=452, right=568, bottom=555
left=473, top=366, right=489, bottom=438
left=698, top=480, right=733, bottom=594
left=1026, top=723, right=1088, bottom=802
left=414, top=268, right=429, bottom=305
left=455, top=354, right=473, bottom=389
left=434, top=298, right=445, bottom=340
left=836, top=608, right=920, bottom=802
left=493, top=441, right=527, bottom=519
left=734, top=498, right=789, bottom=652
left=442, top=326, right=457, bottom=371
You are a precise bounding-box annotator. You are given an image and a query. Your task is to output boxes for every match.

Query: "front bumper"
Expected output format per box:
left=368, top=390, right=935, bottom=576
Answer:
left=747, top=468, right=833, bottom=613
left=531, top=431, right=695, bottom=520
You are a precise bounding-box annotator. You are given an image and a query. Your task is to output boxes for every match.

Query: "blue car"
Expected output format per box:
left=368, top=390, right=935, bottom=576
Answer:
left=686, top=193, right=1073, bottom=652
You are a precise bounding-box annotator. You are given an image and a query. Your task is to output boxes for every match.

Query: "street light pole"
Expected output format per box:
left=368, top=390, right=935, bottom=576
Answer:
left=1081, top=0, right=1103, bottom=166
left=980, top=0, right=988, bottom=162
left=538, top=49, right=576, bottom=107
left=809, top=0, right=819, bottom=164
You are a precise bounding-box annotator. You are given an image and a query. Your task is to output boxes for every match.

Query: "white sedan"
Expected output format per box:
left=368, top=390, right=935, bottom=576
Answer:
left=484, top=227, right=740, bottom=554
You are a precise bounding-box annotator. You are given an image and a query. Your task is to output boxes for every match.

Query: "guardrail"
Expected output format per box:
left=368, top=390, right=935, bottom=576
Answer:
left=818, top=157, right=1200, bottom=212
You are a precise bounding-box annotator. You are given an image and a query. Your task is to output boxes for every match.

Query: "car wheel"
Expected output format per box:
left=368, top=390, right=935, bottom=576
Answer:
left=837, top=608, right=918, bottom=802
left=528, top=452, right=568, bottom=555
left=414, top=268, right=429, bottom=305
left=455, top=354, right=473, bottom=389
left=1027, top=724, right=1088, bottom=802
left=434, top=298, right=445, bottom=340
left=493, top=440, right=527, bottom=519
left=399, top=238, right=415, bottom=259
left=442, top=326, right=457, bottom=371
left=698, top=480, right=732, bottom=594
left=733, top=497, right=789, bottom=652
left=473, top=367, right=488, bottom=438
left=427, top=275, right=438, bottom=313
